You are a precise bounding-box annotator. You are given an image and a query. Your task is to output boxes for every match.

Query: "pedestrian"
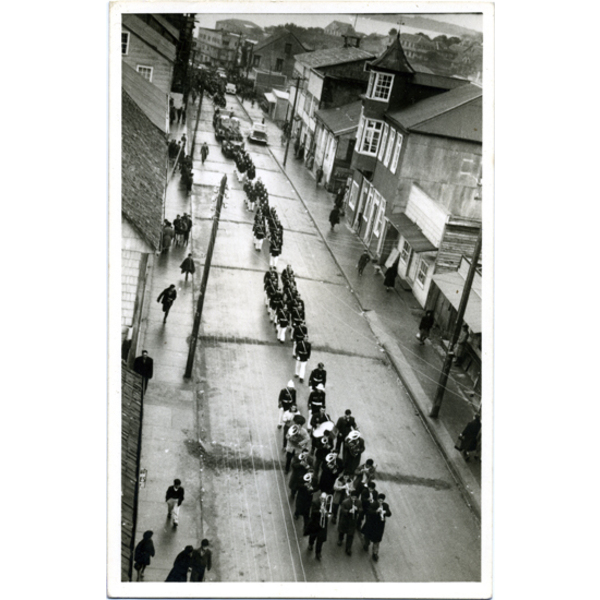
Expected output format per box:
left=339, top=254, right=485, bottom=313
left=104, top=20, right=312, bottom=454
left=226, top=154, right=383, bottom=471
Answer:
left=294, top=335, right=312, bottom=382
left=165, top=478, right=184, bottom=526
left=358, top=481, right=378, bottom=530
left=291, top=319, right=308, bottom=358
left=294, top=472, right=315, bottom=526
left=456, top=413, right=481, bottom=461
left=308, top=362, right=327, bottom=390
left=305, top=492, right=331, bottom=561
left=289, top=449, right=313, bottom=498
left=307, top=384, right=326, bottom=420
left=161, top=221, right=174, bottom=253
left=269, top=236, right=282, bottom=268
left=383, top=262, right=398, bottom=291
left=132, top=350, right=154, bottom=393
left=165, top=545, right=193, bottom=581
left=281, top=404, right=299, bottom=450
left=343, top=430, right=365, bottom=474
left=276, top=306, right=289, bottom=343
left=318, top=452, right=343, bottom=494
left=177, top=105, right=183, bottom=124
left=361, top=493, right=391, bottom=562
left=454, top=324, right=470, bottom=366
left=180, top=254, right=195, bottom=282
left=329, top=207, right=341, bottom=231
left=182, top=213, right=192, bottom=245
left=316, top=166, right=323, bottom=188
left=353, top=458, right=377, bottom=492
left=253, top=221, right=265, bottom=251
left=201, top=142, right=209, bottom=165
left=334, top=409, right=357, bottom=454
left=277, top=380, right=297, bottom=428
left=331, top=472, right=354, bottom=524
left=418, top=310, right=435, bottom=344
left=157, top=284, right=177, bottom=324
left=173, top=215, right=184, bottom=246
left=133, top=530, right=155, bottom=581
left=190, top=539, right=212, bottom=582
left=337, top=490, right=361, bottom=555
left=357, top=251, right=371, bottom=276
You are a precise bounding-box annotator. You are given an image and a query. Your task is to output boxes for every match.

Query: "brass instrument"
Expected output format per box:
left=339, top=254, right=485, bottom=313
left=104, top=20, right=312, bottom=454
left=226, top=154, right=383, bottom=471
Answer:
left=345, top=430, right=363, bottom=457
left=320, top=493, right=333, bottom=527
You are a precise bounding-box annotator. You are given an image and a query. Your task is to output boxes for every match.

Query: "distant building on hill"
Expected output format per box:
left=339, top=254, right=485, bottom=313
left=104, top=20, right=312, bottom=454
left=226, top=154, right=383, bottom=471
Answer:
left=324, top=20, right=357, bottom=37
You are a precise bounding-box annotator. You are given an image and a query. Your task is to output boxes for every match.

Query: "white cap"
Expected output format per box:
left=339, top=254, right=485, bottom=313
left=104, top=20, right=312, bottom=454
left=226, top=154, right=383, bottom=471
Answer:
left=316, top=384, right=325, bottom=391
left=287, top=380, right=295, bottom=388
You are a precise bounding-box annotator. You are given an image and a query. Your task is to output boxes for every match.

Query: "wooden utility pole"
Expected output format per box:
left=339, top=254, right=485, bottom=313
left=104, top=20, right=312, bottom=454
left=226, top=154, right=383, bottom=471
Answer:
left=184, top=175, right=228, bottom=378
left=283, top=76, right=303, bottom=167
left=429, top=226, right=482, bottom=418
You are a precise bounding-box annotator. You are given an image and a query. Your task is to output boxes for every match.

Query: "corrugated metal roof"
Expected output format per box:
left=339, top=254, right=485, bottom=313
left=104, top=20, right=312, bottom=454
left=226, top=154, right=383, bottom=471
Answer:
left=315, top=100, right=362, bottom=135
left=122, top=91, right=166, bottom=251
left=388, top=212, right=437, bottom=252
left=121, top=363, right=144, bottom=581
left=369, top=34, right=414, bottom=74
left=432, top=271, right=482, bottom=333
left=122, top=14, right=176, bottom=62
left=294, top=46, right=374, bottom=69
left=387, top=83, right=482, bottom=142
left=122, top=62, right=168, bottom=133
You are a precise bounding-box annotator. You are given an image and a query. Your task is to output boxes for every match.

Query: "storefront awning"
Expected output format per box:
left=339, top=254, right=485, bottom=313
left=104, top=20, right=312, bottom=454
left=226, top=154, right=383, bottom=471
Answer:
left=263, top=92, right=277, bottom=104
left=389, top=212, right=437, bottom=252
left=432, top=271, right=482, bottom=333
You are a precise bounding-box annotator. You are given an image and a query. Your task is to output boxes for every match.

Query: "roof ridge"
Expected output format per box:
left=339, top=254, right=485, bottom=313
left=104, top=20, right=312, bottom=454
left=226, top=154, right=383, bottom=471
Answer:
left=409, top=87, right=481, bottom=127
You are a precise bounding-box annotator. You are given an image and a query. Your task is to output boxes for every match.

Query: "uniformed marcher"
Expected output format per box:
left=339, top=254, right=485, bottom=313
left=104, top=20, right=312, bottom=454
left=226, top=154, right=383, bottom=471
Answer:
left=308, top=362, right=327, bottom=390
left=307, top=384, right=326, bottom=418
left=354, top=458, right=377, bottom=492
left=334, top=409, right=357, bottom=454
left=331, top=473, right=354, bottom=524
left=294, top=472, right=315, bottom=526
left=276, top=306, right=289, bottom=343
left=285, top=420, right=310, bottom=474
left=291, top=319, right=308, bottom=358
left=294, top=335, right=312, bottom=382
left=305, top=492, right=331, bottom=561
left=343, top=430, right=365, bottom=474
left=361, top=493, right=391, bottom=562
left=337, top=490, right=361, bottom=555
left=277, top=380, right=296, bottom=428
left=289, top=449, right=313, bottom=499
left=318, top=452, right=343, bottom=494
left=281, top=404, right=299, bottom=450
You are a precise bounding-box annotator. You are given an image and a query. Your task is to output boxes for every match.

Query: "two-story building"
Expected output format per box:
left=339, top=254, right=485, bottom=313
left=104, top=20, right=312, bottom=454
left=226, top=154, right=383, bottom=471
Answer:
left=250, top=30, right=308, bottom=95
left=290, top=44, right=374, bottom=172
left=346, top=34, right=482, bottom=308
left=195, top=27, right=240, bottom=70
left=122, top=14, right=177, bottom=96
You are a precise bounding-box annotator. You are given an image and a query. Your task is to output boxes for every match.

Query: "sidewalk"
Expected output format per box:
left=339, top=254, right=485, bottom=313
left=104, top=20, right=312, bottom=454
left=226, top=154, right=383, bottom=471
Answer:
left=133, top=119, right=204, bottom=581
left=239, top=99, right=482, bottom=518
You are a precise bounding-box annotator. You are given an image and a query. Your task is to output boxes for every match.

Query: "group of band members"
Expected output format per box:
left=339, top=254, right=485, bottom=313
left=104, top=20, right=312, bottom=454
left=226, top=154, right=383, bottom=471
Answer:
left=264, top=265, right=309, bottom=355
left=279, top=377, right=390, bottom=562
left=248, top=180, right=283, bottom=266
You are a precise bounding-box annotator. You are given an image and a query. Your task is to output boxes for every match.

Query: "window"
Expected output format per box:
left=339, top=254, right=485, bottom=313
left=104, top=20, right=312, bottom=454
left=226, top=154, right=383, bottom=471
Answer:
left=373, top=197, right=386, bottom=237
left=390, top=133, right=404, bottom=173
left=368, top=72, right=394, bottom=102
left=355, top=109, right=365, bottom=146
left=253, top=55, right=261, bottom=68
left=136, top=65, right=153, bottom=82
left=275, top=58, right=284, bottom=72
left=363, top=186, right=374, bottom=220
left=400, top=239, right=412, bottom=264
left=359, top=119, right=384, bottom=156
left=416, top=258, right=430, bottom=288
left=378, top=124, right=389, bottom=161
left=348, top=181, right=359, bottom=210
left=384, top=129, right=395, bottom=167
left=122, top=32, right=130, bottom=55
left=285, top=43, right=292, bottom=56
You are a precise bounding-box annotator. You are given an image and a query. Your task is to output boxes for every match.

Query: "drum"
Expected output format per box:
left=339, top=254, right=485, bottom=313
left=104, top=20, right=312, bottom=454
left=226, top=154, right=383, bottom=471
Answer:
left=312, top=421, right=334, bottom=438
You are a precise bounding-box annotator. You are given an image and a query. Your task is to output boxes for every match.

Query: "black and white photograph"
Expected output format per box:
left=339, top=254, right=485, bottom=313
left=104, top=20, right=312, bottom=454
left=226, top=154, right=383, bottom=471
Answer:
left=110, top=2, right=492, bottom=596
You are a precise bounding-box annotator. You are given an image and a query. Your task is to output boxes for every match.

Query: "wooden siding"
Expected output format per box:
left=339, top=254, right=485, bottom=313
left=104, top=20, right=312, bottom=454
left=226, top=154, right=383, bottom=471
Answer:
left=405, top=184, right=448, bottom=247
left=435, top=223, right=480, bottom=273
left=122, top=30, right=174, bottom=96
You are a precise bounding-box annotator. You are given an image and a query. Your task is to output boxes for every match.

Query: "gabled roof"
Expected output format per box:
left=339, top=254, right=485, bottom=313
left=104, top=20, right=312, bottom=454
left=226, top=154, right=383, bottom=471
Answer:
left=122, top=91, right=166, bottom=251
left=387, top=83, right=482, bottom=142
left=315, top=100, right=362, bottom=135
left=294, top=46, right=374, bottom=69
left=152, top=14, right=180, bottom=40
left=369, top=33, right=414, bottom=74
left=122, top=14, right=176, bottom=62
left=253, top=29, right=307, bottom=54
left=122, top=62, right=168, bottom=133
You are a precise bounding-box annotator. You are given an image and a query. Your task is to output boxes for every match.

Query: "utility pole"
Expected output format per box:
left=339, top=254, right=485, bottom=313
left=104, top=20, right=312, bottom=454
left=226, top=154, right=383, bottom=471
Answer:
left=429, top=226, right=482, bottom=418
left=184, top=175, right=228, bottom=378
left=283, top=76, right=303, bottom=167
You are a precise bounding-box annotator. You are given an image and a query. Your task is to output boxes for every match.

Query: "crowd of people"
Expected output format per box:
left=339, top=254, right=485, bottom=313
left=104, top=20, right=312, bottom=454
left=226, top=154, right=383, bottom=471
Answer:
left=251, top=183, right=283, bottom=263
left=161, top=213, right=193, bottom=253
left=262, top=263, right=391, bottom=563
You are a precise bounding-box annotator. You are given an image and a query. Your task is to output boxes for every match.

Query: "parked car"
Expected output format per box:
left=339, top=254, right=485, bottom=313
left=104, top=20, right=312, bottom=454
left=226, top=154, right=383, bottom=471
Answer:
left=248, top=121, right=268, bottom=145
left=225, top=83, right=237, bottom=95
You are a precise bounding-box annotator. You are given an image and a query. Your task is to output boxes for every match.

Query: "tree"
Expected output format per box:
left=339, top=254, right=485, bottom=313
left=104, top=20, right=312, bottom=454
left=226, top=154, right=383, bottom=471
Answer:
left=388, top=27, right=398, bottom=36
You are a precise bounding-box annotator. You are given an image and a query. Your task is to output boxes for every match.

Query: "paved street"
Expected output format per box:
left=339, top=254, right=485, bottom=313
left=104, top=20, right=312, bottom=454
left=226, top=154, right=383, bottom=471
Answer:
left=150, top=93, right=483, bottom=583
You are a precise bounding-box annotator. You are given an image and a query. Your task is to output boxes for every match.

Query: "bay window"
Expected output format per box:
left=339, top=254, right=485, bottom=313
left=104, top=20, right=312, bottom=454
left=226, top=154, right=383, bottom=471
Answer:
left=367, top=72, right=394, bottom=102
left=358, top=118, right=384, bottom=156
left=390, top=133, right=404, bottom=173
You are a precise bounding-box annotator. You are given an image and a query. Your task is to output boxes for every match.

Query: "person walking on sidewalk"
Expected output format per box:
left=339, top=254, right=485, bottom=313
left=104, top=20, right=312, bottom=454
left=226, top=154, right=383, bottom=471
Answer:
left=456, top=413, right=481, bottom=462
left=418, top=310, right=435, bottom=344
left=201, top=142, right=209, bottom=165
left=357, top=251, right=371, bottom=276
left=294, top=335, right=312, bottom=382
left=277, top=380, right=297, bottom=428
left=190, top=539, right=212, bottom=582
left=133, top=530, right=155, bottom=581
left=165, top=478, right=185, bottom=526
left=316, top=166, right=324, bottom=188
left=329, top=206, right=341, bottom=231
left=180, top=254, right=195, bottom=282
left=161, top=221, right=174, bottom=253
left=165, top=545, right=193, bottom=581
left=133, top=350, right=154, bottom=393
left=157, top=285, right=177, bottom=324
left=454, top=324, right=470, bottom=366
